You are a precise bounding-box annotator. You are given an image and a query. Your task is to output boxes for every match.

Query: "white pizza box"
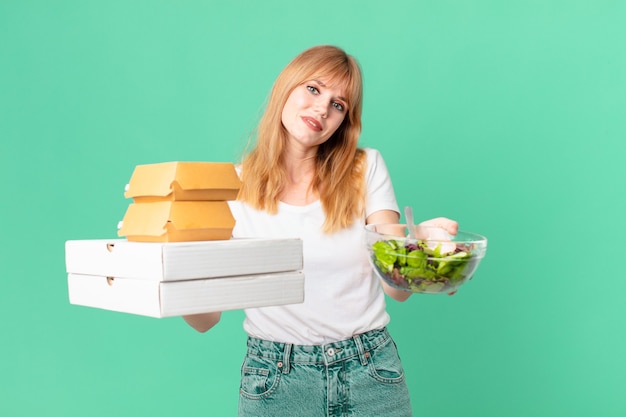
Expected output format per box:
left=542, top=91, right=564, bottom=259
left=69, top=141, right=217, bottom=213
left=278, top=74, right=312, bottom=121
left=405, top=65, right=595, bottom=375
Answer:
left=65, top=238, right=303, bottom=281
left=68, top=271, right=304, bottom=318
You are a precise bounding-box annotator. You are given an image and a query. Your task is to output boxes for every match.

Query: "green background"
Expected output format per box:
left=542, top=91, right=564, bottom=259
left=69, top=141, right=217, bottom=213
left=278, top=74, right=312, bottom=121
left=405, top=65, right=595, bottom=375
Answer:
left=2, top=0, right=625, bottom=416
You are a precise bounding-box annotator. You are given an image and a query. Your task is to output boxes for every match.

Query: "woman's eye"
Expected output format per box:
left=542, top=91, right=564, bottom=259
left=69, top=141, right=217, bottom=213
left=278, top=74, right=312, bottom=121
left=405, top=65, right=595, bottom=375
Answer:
left=306, top=85, right=319, bottom=94
left=332, top=102, right=345, bottom=111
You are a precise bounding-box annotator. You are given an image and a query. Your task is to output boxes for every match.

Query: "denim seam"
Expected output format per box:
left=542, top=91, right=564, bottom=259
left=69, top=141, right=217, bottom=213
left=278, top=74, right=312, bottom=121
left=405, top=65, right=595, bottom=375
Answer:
left=366, top=337, right=406, bottom=385
left=239, top=364, right=283, bottom=400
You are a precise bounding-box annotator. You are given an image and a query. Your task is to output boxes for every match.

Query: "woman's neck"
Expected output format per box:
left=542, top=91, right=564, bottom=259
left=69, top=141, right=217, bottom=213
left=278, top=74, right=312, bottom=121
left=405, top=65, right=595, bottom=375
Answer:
left=281, top=150, right=319, bottom=205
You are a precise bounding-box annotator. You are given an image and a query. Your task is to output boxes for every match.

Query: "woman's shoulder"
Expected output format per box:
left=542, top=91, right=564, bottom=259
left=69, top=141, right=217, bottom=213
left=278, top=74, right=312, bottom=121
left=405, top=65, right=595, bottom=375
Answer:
left=361, top=147, right=380, bottom=157
left=359, top=147, right=389, bottom=172
left=360, top=147, right=386, bottom=162
left=233, top=163, right=243, bottom=178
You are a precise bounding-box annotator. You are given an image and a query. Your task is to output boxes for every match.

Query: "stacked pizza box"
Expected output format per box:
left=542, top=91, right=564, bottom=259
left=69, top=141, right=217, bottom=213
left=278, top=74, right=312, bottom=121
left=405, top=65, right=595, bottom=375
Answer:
left=65, top=162, right=304, bottom=318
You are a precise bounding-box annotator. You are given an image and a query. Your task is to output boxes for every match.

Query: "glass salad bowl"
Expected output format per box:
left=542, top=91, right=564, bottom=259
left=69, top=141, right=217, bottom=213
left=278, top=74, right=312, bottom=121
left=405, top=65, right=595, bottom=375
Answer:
left=365, top=224, right=487, bottom=295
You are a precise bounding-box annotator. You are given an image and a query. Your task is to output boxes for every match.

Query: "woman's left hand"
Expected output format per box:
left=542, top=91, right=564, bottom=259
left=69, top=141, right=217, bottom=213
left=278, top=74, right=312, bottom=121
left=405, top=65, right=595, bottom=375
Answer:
left=418, top=217, right=459, bottom=235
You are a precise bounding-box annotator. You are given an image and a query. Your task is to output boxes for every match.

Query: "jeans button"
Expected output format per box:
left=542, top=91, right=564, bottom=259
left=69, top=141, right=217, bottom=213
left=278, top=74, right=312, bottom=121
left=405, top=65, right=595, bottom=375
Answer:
left=327, top=348, right=335, bottom=356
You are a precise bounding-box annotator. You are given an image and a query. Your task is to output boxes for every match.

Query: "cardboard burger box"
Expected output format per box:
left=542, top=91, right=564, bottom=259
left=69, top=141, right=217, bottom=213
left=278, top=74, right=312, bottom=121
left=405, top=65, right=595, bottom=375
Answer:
left=118, top=161, right=242, bottom=242
left=124, top=161, right=242, bottom=202
left=66, top=238, right=305, bottom=318
left=118, top=201, right=235, bottom=242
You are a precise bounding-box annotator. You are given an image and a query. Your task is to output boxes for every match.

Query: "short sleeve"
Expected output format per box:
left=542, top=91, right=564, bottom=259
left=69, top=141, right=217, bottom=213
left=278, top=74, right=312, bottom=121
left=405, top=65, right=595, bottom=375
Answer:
left=364, top=148, right=400, bottom=218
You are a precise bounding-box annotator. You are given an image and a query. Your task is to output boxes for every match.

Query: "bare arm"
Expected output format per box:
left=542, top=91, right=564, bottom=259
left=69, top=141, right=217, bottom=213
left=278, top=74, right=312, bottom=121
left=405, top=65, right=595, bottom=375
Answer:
left=182, top=311, right=222, bottom=333
left=365, top=210, right=412, bottom=302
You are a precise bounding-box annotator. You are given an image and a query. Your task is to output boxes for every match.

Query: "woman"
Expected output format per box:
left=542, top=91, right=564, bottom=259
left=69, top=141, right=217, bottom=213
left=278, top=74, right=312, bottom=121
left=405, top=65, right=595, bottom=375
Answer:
left=184, top=45, right=458, bottom=417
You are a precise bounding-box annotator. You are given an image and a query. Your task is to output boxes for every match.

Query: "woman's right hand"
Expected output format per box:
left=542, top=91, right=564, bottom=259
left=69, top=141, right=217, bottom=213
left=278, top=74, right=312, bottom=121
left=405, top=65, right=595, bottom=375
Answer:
left=182, top=311, right=222, bottom=333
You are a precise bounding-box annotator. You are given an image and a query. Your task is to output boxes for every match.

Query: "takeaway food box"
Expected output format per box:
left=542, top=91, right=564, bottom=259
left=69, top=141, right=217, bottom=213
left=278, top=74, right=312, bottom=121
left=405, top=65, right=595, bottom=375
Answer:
left=66, top=238, right=305, bottom=318
left=65, top=161, right=305, bottom=318
left=118, top=161, right=242, bottom=242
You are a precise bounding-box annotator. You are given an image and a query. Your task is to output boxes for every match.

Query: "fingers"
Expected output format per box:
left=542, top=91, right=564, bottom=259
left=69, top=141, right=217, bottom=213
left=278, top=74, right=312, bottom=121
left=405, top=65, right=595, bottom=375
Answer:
left=445, top=220, right=459, bottom=235
left=418, top=217, right=459, bottom=235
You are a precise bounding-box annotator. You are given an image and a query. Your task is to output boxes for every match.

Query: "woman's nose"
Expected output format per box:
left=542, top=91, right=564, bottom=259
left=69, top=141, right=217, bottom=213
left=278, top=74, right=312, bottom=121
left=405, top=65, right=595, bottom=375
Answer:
left=314, top=99, right=329, bottom=118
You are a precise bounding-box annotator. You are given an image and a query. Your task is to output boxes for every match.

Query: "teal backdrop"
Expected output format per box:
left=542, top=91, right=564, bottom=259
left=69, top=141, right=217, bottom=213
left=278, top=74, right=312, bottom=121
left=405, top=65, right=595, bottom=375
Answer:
left=2, top=1, right=625, bottom=416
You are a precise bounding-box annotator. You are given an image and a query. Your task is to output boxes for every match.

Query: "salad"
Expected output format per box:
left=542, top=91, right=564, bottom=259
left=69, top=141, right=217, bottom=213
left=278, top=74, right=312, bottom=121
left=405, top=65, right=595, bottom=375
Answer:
left=370, top=238, right=479, bottom=294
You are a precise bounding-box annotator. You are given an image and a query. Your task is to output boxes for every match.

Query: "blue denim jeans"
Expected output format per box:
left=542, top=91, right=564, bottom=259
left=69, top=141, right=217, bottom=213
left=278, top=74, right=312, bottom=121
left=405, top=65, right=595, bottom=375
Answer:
left=238, top=327, right=412, bottom=417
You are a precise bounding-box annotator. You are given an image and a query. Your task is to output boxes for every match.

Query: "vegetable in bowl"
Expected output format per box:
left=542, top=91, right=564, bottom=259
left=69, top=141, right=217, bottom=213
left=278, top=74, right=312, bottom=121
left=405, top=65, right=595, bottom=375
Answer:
left=365, top=224, right=487, bottom=295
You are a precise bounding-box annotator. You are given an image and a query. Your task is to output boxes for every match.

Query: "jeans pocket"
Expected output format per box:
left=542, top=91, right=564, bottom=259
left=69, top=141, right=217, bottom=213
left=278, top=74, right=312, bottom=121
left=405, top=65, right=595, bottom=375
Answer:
left=367, top=339, right=406, bottom=384
left=239, top=354, right=281, bottom=399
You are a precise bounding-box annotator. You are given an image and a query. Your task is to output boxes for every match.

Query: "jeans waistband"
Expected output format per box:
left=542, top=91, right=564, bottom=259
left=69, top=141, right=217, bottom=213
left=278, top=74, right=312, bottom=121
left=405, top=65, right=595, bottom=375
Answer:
left=245, top=327, right=391, bottom=370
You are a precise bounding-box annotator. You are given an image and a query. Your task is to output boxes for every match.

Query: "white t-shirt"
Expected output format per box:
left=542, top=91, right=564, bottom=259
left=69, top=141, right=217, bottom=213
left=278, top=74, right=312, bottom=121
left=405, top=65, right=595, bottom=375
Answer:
left=228, top=148, right=399, bottom=345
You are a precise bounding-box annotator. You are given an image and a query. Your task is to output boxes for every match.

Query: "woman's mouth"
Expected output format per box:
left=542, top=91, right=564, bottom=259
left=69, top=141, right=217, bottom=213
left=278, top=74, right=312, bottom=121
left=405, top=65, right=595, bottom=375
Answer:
left=301, top=116, right=322, bottom=132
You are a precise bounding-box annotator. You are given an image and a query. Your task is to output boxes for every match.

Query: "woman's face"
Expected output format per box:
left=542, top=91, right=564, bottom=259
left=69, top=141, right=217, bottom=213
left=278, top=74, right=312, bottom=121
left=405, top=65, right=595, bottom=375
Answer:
left=281, top=79, right=348, bottom=151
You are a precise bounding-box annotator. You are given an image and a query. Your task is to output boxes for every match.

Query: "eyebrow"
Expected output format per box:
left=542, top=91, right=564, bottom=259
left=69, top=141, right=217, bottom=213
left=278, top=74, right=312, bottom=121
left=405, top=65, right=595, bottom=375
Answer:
left=313, top=79, right=348, bottom=103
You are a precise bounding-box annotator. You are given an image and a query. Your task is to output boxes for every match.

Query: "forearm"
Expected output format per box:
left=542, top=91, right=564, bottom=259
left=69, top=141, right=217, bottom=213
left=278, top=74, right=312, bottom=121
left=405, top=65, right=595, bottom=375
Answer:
left=366, top=210, right=410, bottom=301
left=182, top=311, right=222, bottom=333
left=380, top=280, right=412, bottom=302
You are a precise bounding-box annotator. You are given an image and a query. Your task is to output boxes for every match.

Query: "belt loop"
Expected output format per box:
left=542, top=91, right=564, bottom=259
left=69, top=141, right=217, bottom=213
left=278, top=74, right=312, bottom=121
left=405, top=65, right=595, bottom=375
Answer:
left=281, top=343, right=292, bottom=374
left=353, top=334, right=368, bottom=366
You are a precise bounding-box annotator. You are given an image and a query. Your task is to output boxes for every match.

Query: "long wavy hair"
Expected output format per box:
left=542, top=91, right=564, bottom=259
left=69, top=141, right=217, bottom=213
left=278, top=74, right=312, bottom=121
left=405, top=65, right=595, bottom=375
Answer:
left=238, top=45, right=367, bottom=233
